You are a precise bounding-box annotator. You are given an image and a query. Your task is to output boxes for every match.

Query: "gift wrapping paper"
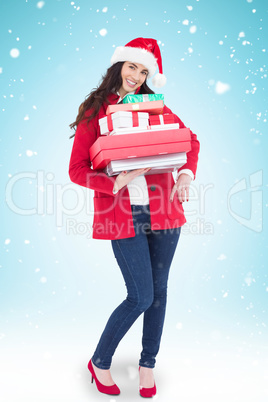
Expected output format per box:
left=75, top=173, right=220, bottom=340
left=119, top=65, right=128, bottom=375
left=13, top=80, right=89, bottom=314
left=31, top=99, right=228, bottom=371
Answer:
left=122, top=93, right=165, bottom=104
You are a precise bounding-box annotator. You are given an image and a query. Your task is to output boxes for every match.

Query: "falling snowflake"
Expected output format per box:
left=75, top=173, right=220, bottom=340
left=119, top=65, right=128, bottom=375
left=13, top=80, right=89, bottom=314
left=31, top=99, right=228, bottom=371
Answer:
left=176, top=322, right=183, bottom=330
left=99, top=29, right=107, bottom=37
left=244, top=273, right=255, bottom=286
left=189, top=25, right=197, bottom=34
left=127, top=366, right=137, bottom=380
left=10, top=48, right=20, bottom=58
left=36, top=1, right=45, bottom=9
left=217, top=253, right=227, bottom=260
left=215, top=81, right=231, bottom=94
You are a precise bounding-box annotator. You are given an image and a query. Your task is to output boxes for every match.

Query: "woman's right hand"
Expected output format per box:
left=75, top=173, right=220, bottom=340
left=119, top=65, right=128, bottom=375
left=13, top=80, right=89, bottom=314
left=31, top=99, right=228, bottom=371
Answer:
left=113, top=167, right=152, bottom=193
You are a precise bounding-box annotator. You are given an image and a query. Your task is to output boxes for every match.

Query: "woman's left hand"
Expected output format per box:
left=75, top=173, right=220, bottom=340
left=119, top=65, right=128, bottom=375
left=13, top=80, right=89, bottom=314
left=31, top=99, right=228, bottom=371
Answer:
left=169, top=173, right=192, bottom=203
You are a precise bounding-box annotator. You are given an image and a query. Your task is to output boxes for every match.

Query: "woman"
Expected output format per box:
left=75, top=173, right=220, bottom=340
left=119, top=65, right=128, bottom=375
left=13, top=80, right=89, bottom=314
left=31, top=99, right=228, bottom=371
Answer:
left=69, top=37, right=200, bottom=397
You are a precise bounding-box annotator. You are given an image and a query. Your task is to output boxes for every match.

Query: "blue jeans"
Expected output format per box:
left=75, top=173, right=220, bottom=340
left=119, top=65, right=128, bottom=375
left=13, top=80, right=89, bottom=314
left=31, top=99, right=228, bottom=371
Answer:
left=92, top=204, right=181, bottom=369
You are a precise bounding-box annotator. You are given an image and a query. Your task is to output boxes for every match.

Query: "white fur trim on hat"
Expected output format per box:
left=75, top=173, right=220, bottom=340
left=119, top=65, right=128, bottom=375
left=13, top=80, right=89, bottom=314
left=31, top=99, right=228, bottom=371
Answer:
left=152, top=73, right=167, bottom=88
left=111, top=46, right=158, bottom=78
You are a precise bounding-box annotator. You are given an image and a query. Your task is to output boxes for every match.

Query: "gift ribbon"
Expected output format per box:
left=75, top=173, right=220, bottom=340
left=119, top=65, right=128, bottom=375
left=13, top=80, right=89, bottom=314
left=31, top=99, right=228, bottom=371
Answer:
left=107, top=111, right=140, bottom=131
left=107, top=114, right=114, bottom=132
left=142, top=94, right=149, bottom=102
left=132, top=104, right=140, bottom=111
left=159, top=115, right=164, bottom=125
left=132, top=112, right=139, bottom=127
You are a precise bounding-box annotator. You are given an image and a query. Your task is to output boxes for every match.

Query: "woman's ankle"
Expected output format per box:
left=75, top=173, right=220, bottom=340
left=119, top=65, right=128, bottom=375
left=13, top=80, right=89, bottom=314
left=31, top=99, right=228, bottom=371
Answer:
left=139, top=366, right=155, bottom=387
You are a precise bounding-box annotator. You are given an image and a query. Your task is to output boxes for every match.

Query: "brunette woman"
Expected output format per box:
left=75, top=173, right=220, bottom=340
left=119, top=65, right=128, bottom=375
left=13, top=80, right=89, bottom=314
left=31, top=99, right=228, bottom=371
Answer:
left=69, top=37, right=200, bottom=397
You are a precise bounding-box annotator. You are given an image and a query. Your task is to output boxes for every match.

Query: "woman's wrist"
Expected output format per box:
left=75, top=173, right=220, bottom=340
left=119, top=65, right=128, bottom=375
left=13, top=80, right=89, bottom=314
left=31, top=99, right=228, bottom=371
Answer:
left=112, top=171, right=128, bottom=194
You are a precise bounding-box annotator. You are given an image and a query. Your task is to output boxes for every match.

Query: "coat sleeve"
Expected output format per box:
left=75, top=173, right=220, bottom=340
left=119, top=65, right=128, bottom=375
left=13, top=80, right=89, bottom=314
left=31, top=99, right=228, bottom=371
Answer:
left=68, top=111, right=118, bottom=196
left=163, top=105, right=200, bottom=180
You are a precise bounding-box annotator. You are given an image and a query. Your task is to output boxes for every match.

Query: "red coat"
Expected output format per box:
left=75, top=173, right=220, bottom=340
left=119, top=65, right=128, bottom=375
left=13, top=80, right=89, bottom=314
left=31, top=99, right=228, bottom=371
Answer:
left=69, top=93, right=200, bottom=240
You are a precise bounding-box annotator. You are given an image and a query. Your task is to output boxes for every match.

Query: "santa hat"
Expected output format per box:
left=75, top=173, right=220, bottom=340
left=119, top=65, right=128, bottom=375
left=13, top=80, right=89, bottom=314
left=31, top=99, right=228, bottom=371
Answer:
left=111, top=37, right=167, bottom=88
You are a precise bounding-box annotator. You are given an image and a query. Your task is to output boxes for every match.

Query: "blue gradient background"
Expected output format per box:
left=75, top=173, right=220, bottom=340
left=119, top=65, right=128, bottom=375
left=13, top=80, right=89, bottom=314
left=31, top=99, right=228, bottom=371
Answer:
left=0, top=1, right=267, bottom=401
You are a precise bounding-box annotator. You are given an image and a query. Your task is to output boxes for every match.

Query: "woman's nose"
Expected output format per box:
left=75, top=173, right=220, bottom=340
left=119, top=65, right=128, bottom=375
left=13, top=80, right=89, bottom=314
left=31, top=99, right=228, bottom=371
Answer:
left=132, top=71, right=140, bottom=81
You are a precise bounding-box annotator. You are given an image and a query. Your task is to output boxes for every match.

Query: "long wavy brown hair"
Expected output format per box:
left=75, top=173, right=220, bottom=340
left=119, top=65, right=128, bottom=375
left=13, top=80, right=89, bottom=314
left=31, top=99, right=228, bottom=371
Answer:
left=69, top=62, right=155, bottom=138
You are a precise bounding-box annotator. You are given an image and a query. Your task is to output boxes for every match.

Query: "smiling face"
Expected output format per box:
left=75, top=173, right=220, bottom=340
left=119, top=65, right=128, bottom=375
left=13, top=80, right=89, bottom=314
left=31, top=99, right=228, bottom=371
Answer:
left=119, top=61, right=148, bottom=98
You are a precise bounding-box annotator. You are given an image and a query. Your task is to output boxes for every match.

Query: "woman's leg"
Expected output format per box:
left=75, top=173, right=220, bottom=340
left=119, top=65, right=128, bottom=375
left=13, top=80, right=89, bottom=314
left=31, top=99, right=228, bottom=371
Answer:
left=139, top=226, right=181, bottom=369
left=92, top=205, right=153, bottom=370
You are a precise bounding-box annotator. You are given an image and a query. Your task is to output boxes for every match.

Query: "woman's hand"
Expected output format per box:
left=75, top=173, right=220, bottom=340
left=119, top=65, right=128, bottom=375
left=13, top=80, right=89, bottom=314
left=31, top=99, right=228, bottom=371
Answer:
left=169, top=173, right=192, bottom=203
left=113, top=167, right=152, bottom=192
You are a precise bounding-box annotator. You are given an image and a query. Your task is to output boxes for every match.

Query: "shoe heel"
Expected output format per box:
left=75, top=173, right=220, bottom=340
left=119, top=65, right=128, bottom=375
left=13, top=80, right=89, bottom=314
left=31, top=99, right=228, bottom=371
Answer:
left=88, top=359, right=120, bottom=395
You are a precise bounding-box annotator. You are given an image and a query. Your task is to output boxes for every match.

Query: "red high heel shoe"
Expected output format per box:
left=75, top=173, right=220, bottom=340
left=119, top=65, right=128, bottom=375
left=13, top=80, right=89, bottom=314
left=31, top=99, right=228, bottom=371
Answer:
left=139, top=367, right=157, bottom=398
left=88, top=360, right=120, bottom=395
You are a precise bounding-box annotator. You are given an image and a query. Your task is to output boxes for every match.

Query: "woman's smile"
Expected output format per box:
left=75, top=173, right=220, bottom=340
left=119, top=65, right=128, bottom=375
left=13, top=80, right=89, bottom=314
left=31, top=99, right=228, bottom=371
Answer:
left=125, top=78, right=137, bottom=88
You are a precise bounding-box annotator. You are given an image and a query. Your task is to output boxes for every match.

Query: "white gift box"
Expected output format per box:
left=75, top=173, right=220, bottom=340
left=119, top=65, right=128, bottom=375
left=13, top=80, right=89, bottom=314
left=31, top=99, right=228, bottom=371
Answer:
left=110, top=126, right=150, bottom=136
left=105, top=152, right=187, bottom=176
left=99, top=111, right=149, bottom=135
left=109, top=123, right=180, bottom=136
left=146, top=123, right=180, bottom=131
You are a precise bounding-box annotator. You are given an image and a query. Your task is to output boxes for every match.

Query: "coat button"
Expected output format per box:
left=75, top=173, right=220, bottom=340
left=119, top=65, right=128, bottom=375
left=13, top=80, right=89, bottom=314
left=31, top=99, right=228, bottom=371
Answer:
left=150, top=185, right=156, bottom=191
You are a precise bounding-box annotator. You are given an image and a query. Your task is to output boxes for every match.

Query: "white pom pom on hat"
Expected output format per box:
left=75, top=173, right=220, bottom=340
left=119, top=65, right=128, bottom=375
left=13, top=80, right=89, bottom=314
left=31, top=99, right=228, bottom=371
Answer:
left=111, top=37, right=167, bottom=87
left=152, top=73, right=167, bottom=88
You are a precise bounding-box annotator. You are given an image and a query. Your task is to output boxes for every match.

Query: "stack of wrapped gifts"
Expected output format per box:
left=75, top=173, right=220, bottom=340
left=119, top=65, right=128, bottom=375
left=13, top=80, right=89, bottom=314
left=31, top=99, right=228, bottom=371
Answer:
left=89, top=94, right=191, bottom=176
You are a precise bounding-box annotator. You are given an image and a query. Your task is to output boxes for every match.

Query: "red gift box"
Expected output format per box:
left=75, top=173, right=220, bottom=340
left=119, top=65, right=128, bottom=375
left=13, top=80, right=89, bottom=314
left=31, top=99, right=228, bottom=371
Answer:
left=99, top=111, right=149, bottom=135
left=89, top=128, right=191, bottom=170
left=106, top=100, right=164, bottom=116
left=149, top=113, right=176, bottom=125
